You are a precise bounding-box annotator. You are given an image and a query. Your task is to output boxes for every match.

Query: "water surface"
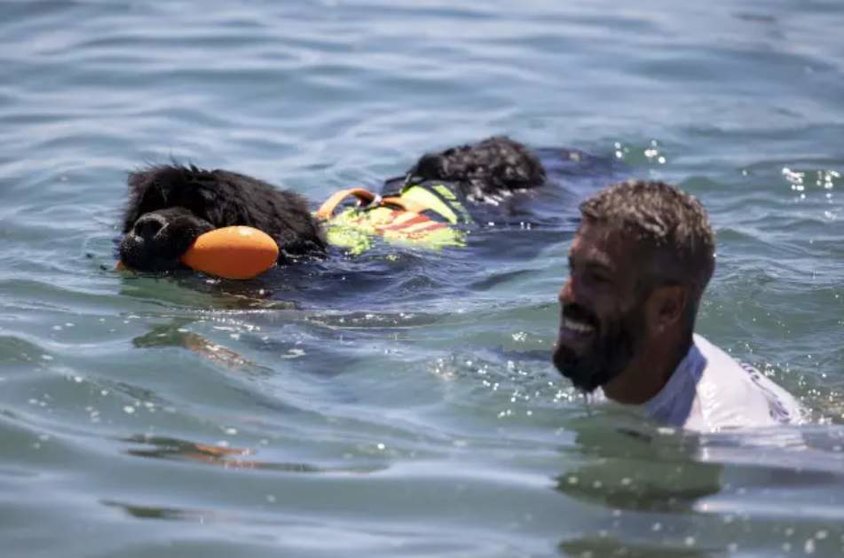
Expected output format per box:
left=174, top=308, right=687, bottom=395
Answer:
left=1, top=1, right=843, bottom=556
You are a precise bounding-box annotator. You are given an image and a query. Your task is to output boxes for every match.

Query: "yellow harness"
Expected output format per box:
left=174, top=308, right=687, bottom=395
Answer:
left=316, top=182, right=471, bottom=255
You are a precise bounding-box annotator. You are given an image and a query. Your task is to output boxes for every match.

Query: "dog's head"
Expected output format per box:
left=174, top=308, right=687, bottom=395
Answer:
left=119, top=164, right=328, bottom=272
left=407, top=136, right=546, bottom=201
left=119, top=206, right=214, bottom=271
left=118, top=166, right=220, bottom=271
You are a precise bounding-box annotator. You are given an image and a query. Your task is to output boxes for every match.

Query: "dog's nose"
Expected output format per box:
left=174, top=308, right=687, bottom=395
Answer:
left=134, top=214, right=166, bottom=240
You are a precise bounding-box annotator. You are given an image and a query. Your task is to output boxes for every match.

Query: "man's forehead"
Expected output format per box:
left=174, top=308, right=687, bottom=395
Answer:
left=570, top=221, right=635, bottom=264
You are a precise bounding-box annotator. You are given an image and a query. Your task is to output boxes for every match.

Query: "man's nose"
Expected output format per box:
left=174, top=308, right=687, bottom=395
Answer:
left=559, top=276, right=575, bottom=306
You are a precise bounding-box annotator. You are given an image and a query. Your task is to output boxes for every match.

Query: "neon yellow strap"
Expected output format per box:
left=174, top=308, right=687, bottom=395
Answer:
left=399, top=185, right=460, bottom=224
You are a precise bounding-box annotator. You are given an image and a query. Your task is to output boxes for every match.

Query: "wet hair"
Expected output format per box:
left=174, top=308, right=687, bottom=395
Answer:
left=579, top=180, right=716, bottom=333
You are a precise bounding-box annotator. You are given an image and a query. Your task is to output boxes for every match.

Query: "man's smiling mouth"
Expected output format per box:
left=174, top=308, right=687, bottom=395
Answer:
left=561, top=316, right=595, bottom=335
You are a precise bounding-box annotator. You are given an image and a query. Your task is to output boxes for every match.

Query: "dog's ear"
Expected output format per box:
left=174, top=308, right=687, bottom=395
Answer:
left=408, top=152, right=447, bottom=180
left=185, top=171, right=240, bottom=227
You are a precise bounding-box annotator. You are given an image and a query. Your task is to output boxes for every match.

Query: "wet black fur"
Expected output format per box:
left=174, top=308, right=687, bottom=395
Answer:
left=119, top=136, right=546, bottom=272
left=409, top=136, right=546, bottom=200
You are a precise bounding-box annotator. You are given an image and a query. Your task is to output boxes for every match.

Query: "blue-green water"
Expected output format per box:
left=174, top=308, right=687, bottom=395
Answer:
left=1, top=1, right=843, bottom=556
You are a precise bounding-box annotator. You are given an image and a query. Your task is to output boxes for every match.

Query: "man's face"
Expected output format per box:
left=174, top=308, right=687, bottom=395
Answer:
left=552, top=220, right=649, bottom=392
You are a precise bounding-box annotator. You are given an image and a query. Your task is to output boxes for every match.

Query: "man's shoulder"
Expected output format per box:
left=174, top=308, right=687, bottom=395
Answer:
left=692, top=334, right=804, bottom=430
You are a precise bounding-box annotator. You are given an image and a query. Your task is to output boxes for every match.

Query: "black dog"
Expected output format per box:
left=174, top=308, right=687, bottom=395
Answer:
left=118, top=136, right=546, bottom=272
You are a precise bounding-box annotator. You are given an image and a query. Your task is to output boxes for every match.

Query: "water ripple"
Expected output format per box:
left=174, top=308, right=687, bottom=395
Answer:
left=1, top=0, right=843, bottom=555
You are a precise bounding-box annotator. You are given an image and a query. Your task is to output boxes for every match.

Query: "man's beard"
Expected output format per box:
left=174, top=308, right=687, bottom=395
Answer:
left=552, top=301, right=646, bottom=393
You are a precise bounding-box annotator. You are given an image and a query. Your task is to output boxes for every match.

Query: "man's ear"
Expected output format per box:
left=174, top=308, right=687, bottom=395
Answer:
left=646, top=285, right=687, bottom=333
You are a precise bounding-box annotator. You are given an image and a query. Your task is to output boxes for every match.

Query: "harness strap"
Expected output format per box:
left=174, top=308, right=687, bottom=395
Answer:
left=316, top=188, right=377, bottom=220
left=316, top=187, right=430, bottom=221
left=380, top=194, right=429, bottom=215
left=319, top=184, right=468, bottom=253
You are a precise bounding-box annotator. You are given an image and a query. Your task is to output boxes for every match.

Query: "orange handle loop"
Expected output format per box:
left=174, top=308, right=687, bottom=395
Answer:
left=316, top=187, right=432, bottom=222
left=316, top=188, right=379, bottom=220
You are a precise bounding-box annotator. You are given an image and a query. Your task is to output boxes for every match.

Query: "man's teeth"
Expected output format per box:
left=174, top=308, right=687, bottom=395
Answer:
left=563, top=317, right=594, bottom=334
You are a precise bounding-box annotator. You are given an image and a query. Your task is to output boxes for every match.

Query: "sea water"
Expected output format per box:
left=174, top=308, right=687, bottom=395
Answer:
left=0, top=1, right=842, bottom=556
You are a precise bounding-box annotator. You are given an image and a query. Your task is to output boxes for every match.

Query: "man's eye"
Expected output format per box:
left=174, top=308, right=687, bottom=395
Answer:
left=587, top=270, right=610, bottom=284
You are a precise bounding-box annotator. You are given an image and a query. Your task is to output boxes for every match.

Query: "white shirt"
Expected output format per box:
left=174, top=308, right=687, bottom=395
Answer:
left=597, top=334, right=805, bottom=432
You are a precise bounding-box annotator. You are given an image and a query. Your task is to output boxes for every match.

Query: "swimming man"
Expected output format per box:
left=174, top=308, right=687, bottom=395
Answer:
left=553, top=180, right=804, bottom=431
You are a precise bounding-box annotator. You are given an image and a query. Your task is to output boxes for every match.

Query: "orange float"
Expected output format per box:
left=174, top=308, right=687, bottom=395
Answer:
left=180, top=226, right=279, bottom=279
